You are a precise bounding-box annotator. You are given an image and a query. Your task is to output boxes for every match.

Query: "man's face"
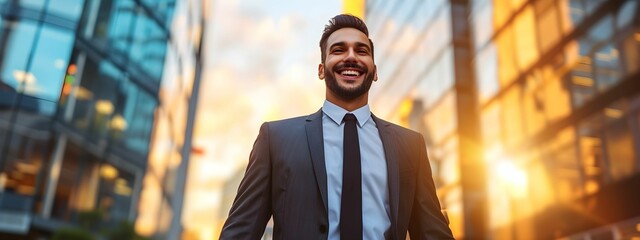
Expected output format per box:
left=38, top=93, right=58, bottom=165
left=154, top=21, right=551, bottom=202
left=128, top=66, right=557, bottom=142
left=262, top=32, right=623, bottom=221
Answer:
left=319, top=28, right=377, bottom=101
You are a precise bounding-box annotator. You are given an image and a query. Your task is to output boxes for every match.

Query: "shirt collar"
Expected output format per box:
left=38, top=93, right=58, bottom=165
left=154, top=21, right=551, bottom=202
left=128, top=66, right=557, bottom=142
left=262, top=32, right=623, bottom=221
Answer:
left=322, top=100, right=371, bottom=128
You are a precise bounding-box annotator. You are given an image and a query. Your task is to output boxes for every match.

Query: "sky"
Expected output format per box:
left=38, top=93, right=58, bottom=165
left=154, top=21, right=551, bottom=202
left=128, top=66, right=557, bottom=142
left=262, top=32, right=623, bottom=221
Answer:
left=184, top=0, right=343, bottom=238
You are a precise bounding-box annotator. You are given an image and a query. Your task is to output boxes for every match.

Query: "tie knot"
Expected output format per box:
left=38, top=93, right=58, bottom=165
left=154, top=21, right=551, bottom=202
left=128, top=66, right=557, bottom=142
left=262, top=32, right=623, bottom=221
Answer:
left=343, top=113, right=357, bottom=123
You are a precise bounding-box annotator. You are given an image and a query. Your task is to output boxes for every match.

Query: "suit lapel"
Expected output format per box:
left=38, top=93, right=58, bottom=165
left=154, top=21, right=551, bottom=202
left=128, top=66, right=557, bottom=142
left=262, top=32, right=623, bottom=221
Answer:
left=306, top=109, right=328, bottom=214
left=373, top=115, right=400, bottom=240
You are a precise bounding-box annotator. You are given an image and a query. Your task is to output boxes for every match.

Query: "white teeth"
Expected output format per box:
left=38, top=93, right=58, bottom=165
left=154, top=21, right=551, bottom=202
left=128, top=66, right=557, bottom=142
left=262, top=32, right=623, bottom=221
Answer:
left=341, top=70, right=360, bottom=76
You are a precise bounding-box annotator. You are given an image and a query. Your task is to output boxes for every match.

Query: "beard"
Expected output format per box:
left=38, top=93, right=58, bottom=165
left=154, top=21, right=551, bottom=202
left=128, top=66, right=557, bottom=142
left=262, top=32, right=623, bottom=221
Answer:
left=324, top=62, right=375, bottom=101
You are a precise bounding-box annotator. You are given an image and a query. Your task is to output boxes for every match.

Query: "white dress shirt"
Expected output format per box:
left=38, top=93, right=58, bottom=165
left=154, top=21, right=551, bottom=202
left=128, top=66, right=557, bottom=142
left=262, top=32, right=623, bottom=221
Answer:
left=322, top=100, right=391, bottom=240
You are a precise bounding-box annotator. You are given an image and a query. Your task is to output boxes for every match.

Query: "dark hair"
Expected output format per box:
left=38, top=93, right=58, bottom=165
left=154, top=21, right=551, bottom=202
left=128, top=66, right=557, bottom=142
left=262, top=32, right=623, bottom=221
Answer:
left=319, top=14, right=374, bottom=63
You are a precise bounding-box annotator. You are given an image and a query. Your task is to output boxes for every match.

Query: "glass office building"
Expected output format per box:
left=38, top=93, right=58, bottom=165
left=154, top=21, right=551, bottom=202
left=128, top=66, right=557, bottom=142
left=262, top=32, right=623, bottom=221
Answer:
left=366, top=0, right=639, bottom=239
left=0, top=0, right=204, bottom=239
left=472, top=0, right=639, bottom=239
left=367, top=0, right=485, bottom=238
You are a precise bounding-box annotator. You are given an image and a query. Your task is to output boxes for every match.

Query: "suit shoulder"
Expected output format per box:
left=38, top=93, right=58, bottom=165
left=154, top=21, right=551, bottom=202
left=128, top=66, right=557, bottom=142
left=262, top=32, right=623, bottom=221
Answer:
left=261, top=113, right=316, bottom=134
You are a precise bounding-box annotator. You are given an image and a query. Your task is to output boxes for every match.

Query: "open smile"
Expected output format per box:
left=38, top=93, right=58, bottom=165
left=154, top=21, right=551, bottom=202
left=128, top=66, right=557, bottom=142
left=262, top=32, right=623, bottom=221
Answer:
left=334, top=63, right=366, bottom=80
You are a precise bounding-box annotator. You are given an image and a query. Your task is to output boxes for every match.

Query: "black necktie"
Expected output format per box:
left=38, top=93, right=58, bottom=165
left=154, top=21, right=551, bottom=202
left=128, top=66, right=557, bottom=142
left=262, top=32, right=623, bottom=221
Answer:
left=340, top=113, right=362, bottom=240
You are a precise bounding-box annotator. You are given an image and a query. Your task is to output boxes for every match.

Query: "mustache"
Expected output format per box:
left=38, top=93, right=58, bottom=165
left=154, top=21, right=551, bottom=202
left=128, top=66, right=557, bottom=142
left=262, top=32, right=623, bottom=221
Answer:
left=333, top=62, right=367, bottom=72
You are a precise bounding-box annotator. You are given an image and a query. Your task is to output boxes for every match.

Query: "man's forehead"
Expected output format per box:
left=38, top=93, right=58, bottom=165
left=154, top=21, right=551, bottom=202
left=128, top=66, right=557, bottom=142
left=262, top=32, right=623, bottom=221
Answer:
left=327, top=28, right=370, bottom=47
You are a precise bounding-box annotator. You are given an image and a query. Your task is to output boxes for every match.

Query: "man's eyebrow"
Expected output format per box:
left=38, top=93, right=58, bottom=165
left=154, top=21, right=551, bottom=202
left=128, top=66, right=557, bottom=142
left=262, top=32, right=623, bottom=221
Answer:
left=329, top=41, right=371, bottom=51
left=355, top=42, right=371, bottom=51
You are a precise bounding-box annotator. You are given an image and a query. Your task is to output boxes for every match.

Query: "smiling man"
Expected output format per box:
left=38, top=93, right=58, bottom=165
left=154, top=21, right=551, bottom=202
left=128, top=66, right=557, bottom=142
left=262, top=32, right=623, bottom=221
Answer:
left=220, top=14, right=454, bottom=240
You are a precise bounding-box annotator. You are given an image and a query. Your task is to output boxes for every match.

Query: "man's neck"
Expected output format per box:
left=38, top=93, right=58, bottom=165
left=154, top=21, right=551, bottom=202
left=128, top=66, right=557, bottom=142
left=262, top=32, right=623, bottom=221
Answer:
left=325, top=92, right=369, bottom=112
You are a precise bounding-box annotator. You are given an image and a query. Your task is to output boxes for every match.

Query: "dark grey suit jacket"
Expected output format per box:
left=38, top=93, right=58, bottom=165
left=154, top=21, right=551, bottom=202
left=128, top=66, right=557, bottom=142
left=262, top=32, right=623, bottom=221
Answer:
left=220, top=109, right=454, bottom=240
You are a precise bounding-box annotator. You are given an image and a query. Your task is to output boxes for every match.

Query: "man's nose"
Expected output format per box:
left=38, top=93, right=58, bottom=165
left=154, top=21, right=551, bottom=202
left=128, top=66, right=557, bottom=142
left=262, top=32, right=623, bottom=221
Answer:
left=344, top=48, right=357, bottom=61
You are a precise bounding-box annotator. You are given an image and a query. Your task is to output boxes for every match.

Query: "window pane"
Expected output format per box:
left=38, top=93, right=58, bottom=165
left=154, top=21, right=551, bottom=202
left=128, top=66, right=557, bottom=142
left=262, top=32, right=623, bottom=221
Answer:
left=0, top=21, right=37, bottom=92
left=501, top=86, right=524, bottom=146
left=578, top=114, right=606, bottom=195
left=616, top=0, right=637, bottom=29
left=545, top=127, right=581, bottom=201
left=496, top=26, right=518, bottom=86
left=130, top=12, right=167, bottom=82
left=424, top=91, right=457, bottom=144
left=513, top=5, right=539, bottom=70
left=476, top=44, right=499, bottom=103
left=536, top=2, right=562, bottom=53
left=620, top=30, right=640, bottom=74
left=568, top=0, right=585, bottom=27
left=604, top=101, right=635, bottom=181
left=47, top=0, right=85, bottom=21
left=65, top=56, right=122, bottom=136
left=141, top=0, right=174, bottom=22
left=118, top=86, right=155, bottom=154
left=51, top=142, right=135, bottom=227
left=0, top=111, right=50, bottom=197
left=594, top=44, right=622, bottom=92
left=471, top=2, right=493, bottom=50
left=28, top=26, right=74, bottom=104
left=17, top=0, right=45, bottom=11
left=542, top=71, right=572, bottom=122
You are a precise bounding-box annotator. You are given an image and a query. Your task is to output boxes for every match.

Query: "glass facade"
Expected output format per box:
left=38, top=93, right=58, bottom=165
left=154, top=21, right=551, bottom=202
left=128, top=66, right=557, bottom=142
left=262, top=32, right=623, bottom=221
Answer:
left=367, top=0, right=483, bottom=238
left=368, top=0, right=640, bottom=239
left=0, top=0, right=204, bottom=239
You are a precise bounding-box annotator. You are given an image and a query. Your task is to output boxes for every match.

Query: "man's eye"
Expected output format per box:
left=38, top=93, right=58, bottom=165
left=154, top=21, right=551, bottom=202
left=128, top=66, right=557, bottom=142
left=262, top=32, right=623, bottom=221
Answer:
left=332, top=49, right=344, bottom=53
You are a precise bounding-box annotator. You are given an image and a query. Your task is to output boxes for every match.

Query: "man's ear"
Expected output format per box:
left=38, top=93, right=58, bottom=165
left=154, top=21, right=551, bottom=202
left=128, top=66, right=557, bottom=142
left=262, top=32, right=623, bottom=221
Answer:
left=373, top=65, right=378, bottom=81
left=318, top=63, right=325, bottom=80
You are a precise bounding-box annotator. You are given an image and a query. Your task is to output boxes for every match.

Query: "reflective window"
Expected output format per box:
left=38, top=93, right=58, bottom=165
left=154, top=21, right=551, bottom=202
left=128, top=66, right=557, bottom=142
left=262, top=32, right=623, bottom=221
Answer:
left=501, top=86, right=524, bottom=146
left=568, top=0, right=586, bottom=26
left=616, top=0, right=637, bottom=30
left=77, top=0, right=135, bottom=51
left=0, top=21, right=37, bottom=91
left=535, top=0, right=563, bottom=53
left=541, top=70, right=572, bottom=122
left=51, top=142, right=135, bottom=227
left=620, top=29, right=639, bottom=74
left=493, top=0, right=512, bottom=30
left=476, top=44, right=499, bottom=103
left=593, top=43, right=621, bottom=92
left=112, top=79, right=156, bottom=154
left=471, top=1, right=493, bottom=50
left=567, top=51, right=595, bottom=108
left=367, top=1, right=400, bottom=40
left=416, top=46, right=455, bottom=109
left=0, top=22, right=72, bottom=115
left=28, top=26, right=74, bottom=104
left=568, top=0, right=607, bottom=28
left=578, top=114, right=606, bottom=195
left=47, top=0, right=85, bottom=21
left=424, top=91, right=457, bottom=144
left=16, top=0, right=45, bottom=11
left=439, top=136, right=460, bottom=186
left=587, top=14, right=614, bottom=44
left=0, top=111, right=50, bottom=197
left=603, top=100, right=635, bottom=181
left=496, top=25, right=519, bottom=86
left=141, top=0, right=175, bottom=23
left=528, top=158, right=555, bottom=210
left=64, top=55, right=122, bottom=137
left=522, top=73, right=546, bottom=136
left=108, top=0, right=137, bottom=56
left=481, top=102, right=501, bottom=148
left=513, top=5, right=539, bottom=70
left=544, top=127, right=582, bottom=201
left=129, top=11, right=167, bottom=82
